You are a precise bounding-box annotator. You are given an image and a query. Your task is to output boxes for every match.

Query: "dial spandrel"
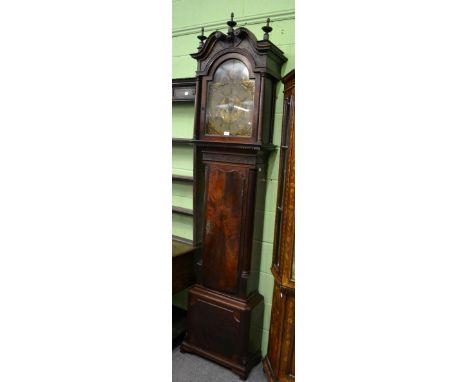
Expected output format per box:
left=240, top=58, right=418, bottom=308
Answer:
left=205, top=59, right=255, bottom=137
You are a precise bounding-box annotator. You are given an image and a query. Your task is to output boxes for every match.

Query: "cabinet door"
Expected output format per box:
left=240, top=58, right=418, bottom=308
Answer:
left=202, top=162, right=249, bottom=294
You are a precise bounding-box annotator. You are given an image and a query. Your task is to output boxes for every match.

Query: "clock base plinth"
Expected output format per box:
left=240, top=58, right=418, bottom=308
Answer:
left=180, top=285, right=264, bottom=380
left=180, top=341, right=261, bottom=380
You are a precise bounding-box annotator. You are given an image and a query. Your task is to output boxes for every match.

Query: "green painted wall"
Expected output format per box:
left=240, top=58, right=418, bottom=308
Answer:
left=172, top=0, right=295, bottom=356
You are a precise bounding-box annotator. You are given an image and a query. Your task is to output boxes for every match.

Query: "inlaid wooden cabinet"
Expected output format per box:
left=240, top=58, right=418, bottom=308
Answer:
left=180, top=14, right=287, bottom=380
left=263, top=69, right=295, bottom=382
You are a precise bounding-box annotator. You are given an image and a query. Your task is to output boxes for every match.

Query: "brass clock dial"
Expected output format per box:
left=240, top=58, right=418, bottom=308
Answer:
left=205, top=59, right=255, bottom=137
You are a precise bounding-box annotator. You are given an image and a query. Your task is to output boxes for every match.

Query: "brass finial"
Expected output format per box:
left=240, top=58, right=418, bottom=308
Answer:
left=227, top=12, right=237, bottom=36
left=197, top=27, right=207, bottom=50
left=262, top=17, right=272, bottom=40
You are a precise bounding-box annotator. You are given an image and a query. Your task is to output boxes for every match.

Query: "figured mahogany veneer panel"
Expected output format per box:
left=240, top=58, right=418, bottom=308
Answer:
left=202, top=163, right=248, bottom=294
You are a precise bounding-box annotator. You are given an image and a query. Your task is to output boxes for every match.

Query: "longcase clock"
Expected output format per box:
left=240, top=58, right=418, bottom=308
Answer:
left=180, top=14, right=287, bottom=380
left=262, top=69, right=295, bottom=382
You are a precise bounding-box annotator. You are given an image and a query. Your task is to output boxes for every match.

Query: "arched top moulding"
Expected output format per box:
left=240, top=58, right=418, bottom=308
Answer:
left=191, top=13, right=287, bottom=80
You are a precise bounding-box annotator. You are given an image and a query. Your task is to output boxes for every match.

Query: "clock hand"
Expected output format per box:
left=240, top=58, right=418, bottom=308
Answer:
left=233, top=105, right=249, bottom=112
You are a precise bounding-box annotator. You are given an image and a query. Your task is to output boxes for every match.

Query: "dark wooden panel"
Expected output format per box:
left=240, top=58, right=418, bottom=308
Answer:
left=189, top=298, right=240, bottom=358
left=202, top=151, right=257, bottom=165
left=181, top=285, right=263, bottom=380
left=202, top=163, right=248, bottom=294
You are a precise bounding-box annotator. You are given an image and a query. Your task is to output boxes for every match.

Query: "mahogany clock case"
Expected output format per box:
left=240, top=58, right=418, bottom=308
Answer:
left=180, top=15, right=287, bottom=380
left=182, top=144, right=269, bottom=380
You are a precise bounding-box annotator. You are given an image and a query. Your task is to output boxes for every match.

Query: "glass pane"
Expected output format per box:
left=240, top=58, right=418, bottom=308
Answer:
left=205, top=59, right=254, bottom=137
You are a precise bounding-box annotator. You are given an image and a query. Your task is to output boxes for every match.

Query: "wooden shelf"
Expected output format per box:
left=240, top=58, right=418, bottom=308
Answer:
left=172, top=235, right=193, bottom=245
left=172, top=175, right=193, bottom=183
left=172, top=138, right=193, bottom=145
left=172, top=206, right=193, bottom=216
left=172, top=79, right=196, bottom=249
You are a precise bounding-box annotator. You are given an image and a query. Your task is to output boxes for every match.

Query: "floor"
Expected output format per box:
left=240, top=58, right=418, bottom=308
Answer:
left=172, top=346, right=268, bottom=382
